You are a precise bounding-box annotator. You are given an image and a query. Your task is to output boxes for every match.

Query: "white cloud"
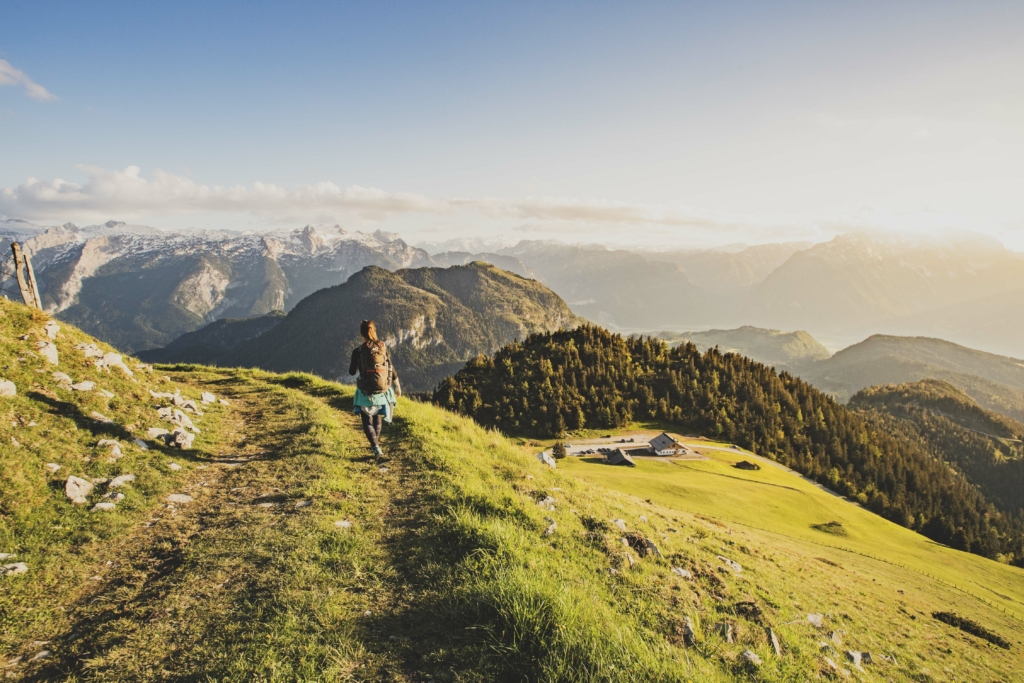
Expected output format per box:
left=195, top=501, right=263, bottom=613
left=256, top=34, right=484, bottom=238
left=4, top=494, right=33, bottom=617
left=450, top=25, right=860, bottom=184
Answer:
left=0, top=59, right=58, bottom=102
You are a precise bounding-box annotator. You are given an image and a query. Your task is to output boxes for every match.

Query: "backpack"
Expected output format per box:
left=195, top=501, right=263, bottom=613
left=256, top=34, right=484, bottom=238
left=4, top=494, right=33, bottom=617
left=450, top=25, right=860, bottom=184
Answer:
left=358, top=340, right=391, bottom=394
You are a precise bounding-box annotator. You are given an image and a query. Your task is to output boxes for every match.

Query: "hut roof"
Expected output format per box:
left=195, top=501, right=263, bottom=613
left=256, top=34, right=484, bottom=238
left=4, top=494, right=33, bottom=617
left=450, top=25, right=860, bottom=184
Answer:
left=606, top=448, right=637, bottom=467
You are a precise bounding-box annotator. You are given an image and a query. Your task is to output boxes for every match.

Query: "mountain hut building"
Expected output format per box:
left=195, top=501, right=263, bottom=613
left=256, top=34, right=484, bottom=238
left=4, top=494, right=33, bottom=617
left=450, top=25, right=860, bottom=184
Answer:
left=649, top=432, right=688, bottom=456
left=606, top=449, right=636, bottom=467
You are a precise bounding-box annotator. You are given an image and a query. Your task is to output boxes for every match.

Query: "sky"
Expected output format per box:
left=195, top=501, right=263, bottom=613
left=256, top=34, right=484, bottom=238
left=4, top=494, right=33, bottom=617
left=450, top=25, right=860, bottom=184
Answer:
left=1, top=0, right=1023, bottom=250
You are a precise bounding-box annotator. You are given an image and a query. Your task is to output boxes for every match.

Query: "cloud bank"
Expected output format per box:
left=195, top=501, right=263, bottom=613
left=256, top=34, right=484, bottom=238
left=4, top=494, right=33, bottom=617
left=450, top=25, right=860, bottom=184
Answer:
left=0, top=59, right=58, bottom=102
left=0, top=165, right=731, bottom=232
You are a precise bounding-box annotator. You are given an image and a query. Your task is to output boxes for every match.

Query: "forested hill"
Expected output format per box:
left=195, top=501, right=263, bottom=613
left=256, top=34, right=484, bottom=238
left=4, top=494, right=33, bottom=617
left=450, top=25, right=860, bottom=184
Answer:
left=850, top=380, right=1024, bottom=517
left=433, top=325, right=1024, bottom=564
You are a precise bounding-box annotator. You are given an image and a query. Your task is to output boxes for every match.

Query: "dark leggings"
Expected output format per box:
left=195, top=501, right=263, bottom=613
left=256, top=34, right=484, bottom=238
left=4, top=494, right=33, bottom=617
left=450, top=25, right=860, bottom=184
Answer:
left=361, top=412, right=383, bottom=448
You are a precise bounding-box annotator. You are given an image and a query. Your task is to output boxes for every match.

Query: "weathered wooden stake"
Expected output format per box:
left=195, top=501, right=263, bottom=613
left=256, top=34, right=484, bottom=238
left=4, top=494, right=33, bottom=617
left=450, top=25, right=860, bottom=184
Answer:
left=10, top=242, right=42, bottom=310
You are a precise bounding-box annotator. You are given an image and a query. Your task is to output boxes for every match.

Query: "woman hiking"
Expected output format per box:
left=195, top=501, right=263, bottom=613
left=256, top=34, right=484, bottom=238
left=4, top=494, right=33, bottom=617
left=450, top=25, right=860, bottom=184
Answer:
left=349, top=319, right=401, bottom=458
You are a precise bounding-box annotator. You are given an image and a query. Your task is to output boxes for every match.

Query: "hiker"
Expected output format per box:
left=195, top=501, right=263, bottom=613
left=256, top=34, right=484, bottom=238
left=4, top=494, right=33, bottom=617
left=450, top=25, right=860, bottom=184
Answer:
left=349, top=319, right=401, bottom=457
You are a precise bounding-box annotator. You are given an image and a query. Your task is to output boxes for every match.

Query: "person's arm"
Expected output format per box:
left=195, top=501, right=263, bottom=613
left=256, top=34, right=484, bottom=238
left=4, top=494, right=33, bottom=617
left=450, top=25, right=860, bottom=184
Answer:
left=388, top=352, right=402, bottom=397
left=348, top=348, right=360, bottom=376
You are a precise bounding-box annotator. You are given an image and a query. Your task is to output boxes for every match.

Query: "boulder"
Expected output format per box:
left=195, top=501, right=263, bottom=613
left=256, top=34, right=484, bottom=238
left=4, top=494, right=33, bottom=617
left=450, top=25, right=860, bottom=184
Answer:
left=146, top=427, right=170, bottom=439
left=102, top=492, right=126, bottom=502
left=75, top=342, right=104, bottom=358
left=108, top=474, right=136, bottom=489
left=163, top=429, right=195, bottom=449
left=36, top=341, right=58, bottom=365
left=0, top=379, right=17, bottom=397
left=0, top=553, right=13, bottom=560
left=612, top=519, right=627, bottom=531
left=51, top=371, right=72, bottom=385
left=45, top=463, right=61, bottom=474
left=166, top=493, right=193, bottom=504
left=861, top=652, right=873, bottom=665
left=682, top=616, right=697, bottom=645
left=90, top=411, right=113, bottom=424
left=201, top=392, right=216, bottom=403
left=101, top=352, right=133, bottom=377
left=2, top=562, right=29, bottom=577
left=845, top=651, right=863, bottom=669
left=181, top=399, right=202, bottom=414
left=218, top=398, right=231, bottom=406
left=133, top=438, right=149, bottom=450
left=44, top=320, right=60, bottom=339
left=741, top=650, right=762, bottom=667
left=807, top=613, right=824, bottom=628
left=65, top=476, right=94, bottom=504
left=671, top=566, right=693, bottom=579
left=715, top=622, right=734, bottom=643
left=543, top=522, right=557, bottom=537
left=90, top=502, right=117, bottom=512
left=536, top=450, right=557, bottom=468
left=71, top=380, right=95, bottom=391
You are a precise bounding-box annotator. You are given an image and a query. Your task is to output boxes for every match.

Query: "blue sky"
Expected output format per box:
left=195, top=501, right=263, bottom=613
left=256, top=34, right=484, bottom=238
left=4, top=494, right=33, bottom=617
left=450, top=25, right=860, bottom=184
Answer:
left=2, top=1, right=1023, bottom=248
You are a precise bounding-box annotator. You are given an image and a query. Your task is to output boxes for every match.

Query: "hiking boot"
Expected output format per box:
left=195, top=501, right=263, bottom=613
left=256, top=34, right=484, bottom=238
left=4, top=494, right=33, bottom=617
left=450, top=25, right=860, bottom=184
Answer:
left=373, top=445, right=385, bottom=458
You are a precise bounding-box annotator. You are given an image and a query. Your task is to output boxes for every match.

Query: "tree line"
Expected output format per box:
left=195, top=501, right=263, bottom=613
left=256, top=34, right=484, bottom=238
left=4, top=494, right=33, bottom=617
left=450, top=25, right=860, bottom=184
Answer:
left=433, top=325, right=1024, bottom=565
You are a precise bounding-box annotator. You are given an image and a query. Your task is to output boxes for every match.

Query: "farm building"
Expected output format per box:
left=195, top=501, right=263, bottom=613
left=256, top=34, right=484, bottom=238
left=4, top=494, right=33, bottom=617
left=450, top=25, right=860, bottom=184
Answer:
left=734, top=460, right=760, bottom=471
left=648, top=432, right=688, bottom=456
left=606, top=449, right=636, bottom=467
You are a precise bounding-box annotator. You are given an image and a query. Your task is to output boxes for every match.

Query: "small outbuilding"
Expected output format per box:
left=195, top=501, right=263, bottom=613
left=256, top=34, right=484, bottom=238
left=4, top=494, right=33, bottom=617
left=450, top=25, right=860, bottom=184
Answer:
left=606, top=448, right=636, bottom=467
left=649, top=432, right=688, bottom=456
left=734, top=460, right=760, bottom=471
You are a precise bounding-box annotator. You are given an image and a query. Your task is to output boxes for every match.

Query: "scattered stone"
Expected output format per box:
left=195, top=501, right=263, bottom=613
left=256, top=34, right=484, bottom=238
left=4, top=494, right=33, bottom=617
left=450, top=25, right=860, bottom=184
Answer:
left=716, top=555, right=742, bottom=572
left=741, top=650, right=762, bottom=667
left=10, top=436, right=20, bottom=448
left=543, top=522, right=557, bottom=536
left=98, top=389, right=115, bottom=398
left=65, top=476, right=94, bottom=504
left=168, top=462, right=182, bottom=471
left=163, top=429, right=195, bottom=449
left=91, top=502, right=117, bottom=512
left=830, top=630, right=843, bottom=645
left=181, top=399, right=202, bottom=414
left=28, top=650, right=50, bottom=662
left=335, top=520, right=353, bottom=529
left=295, top=499, right=312, bottom=508
left=150, top=389, right=176, bottom=399
left=363, top=610, right=372, bottom=617
left=91, top=478, right=109, bottom=485
left=71, top=380, right=95, bottom=391
left=44, top=320, right=60, bottom=339
left=135, top=363, right=153, bottom=372
left=861, top=652, right=873, bottom=665
left=36, top=341, right=58, bottom=365
left=171, top=393, right=186, bottom=407
left=536, top=450, right=557, bottom=468
left=0, top=379, right=16, bottom=397
left=102, top=492, right=125, bottom=502
left=201, top=391, right=216, bottom=403
left=2, top=563, right=28, bottom=577
left=671, top=566, right=693, bottom=579
left=108, top=473, right=136, bottom=488
left=612, top=518, right=627, bottom=531
left=536, top=495, right=556, bottom=510
left=51, top=371, right=72, bottom=385
left=845, top=651, right=863, bottom=669
left=146, top=427, right=170, bottom=439
left=90, top=411, right=112, bottom=424
left=623, top=552, right=636, bottom=569
left=807, top=613, right=824, bottom=628
left=100, top=352, right=133, bottom=377
left=768, top=628, right=782, bottom=657
left=133, top=438, right=149, bottom=450
left=166, top=493, right=193, bottom=504
left=97, top=439, right=123, bottom=461
left=715, top=622, right=734, bottom=643
left=75, top=342, right=104, bottom=358
left=682, top=616, right=697, bottom=645
left=0, top=553, right=14, bottom=560
left=638, top=515, right=647, bottom=522
left=378, top=466, right=389, bottom=473
left=218, top=398, right=230, bottom=406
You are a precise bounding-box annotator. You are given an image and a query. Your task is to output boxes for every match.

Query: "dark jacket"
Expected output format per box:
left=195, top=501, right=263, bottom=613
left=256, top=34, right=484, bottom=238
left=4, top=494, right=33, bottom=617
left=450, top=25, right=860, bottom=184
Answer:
left=349, top=342, right=401, bottom=396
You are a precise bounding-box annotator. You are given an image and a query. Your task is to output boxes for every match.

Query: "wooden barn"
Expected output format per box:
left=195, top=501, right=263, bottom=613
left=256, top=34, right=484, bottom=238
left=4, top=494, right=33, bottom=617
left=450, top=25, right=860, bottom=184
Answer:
left=606, top=448, right=637, bottom=467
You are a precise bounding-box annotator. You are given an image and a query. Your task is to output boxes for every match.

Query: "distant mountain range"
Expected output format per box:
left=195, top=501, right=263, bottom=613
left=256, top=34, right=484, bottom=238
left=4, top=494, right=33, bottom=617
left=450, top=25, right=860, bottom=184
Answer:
left=658, top=326, right=831, bottom=371
left=143, top=262, right=580, bottom=391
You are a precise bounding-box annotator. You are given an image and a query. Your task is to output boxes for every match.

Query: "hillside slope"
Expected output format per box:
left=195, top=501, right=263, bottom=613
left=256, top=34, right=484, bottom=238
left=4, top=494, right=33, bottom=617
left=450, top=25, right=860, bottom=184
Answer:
left=849, top=380, right=1024, bottom=516
left=137, top=310, right=286, bottom=365
left=660, top=326, right=831, bottom=370
left=798, top=334, right=1024, bottom=421
left=2, top=298, right=1023, bottom=681
left=226, top=262, right=582, bottom=391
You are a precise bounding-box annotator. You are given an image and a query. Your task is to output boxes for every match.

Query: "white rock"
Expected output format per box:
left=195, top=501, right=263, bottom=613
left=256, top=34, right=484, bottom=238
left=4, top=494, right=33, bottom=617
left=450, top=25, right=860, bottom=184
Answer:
left=65, top=476, right=94, bottom=503
left=335, top=520, right=353, bottom=528
left=71, top=380, right=95, bottom=391
left=671, top=566, right=693, bottom=579
left=108, top=474, right=136, bottom=488
left=0, top=379, right=16, bottom=397
left=98, top=389, right=115, bottom=398
left=769, top=628, right=782, bottom=657
left=147, top=427, right=170, bottom=439
left=51, top=371, right=72, bottom=385
left=133, top=438, right=149, bottom=450
left=201, top=391, right=216, bottom=403
left=91, top=502, right=117, bottom=512
left=807, top=613, right=824, bottom=628
left=166, top=493, right=193, bottom=504
left=639, top=515, right=648, bottom=522
left=717, top=555, right=742, bottom=573
left=102, top=492, right=125, bottom=502
left=536, top=450, right=557, bottom=468
left=845, top=651, right=863, bottom=669
left=0, top=553, right=14, bottom=560
left=295, top=499, right=312, bottom=508
left=218, top=398, right=230, bottom=406
left=75, top=342, right=104, bottom=358
left=164, top=428, right=195, bottom=449
left=44, top=320, right=60, bottom=339
left=91, top=411, right=112, bottom=424
left=168, top=462, right=182, bottom=471
left=2, top=562, right=29, bottom=577
left=101, top=352, right=133, bottom=377
left=10, top=436, right=20, bottom=448
left=543, top=522, right=557, bottom=536
left=150, top=389, right=175, bottom=399
left=36, top=341, right=58, bottom=365
left=742, top=650, right=762, bottom=667
left=682, top=616, right=696, bottom=645
left=612, top=519, right=627, bottom=531
left=29, top=650, right=51, bottom=662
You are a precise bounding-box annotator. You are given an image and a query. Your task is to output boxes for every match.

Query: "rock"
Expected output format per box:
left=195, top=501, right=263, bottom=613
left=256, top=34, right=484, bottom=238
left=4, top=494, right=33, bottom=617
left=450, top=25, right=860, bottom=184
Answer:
left=91, top=502, right=117, bottom=512
left=0, top=379, right=16, bottom=397
left=335, top=520, right=353, bottom=528
left=2, top=562, right=28, bottom=577
left=830, top=630, right=843, bottom=645
left=171, top=393, right=186, bottom=407
left=823, top=657, right=838, bottom=672
left=612, top=519, right=627, bottom=531
left=536, top=495, right=556, bottom=510
left=644, top=539, right=662, bottom=557
left=51, top=371, right=72, bottom=385
left=36, top=341, right=58, bottom=364
left=164, top=429, right=195, bottom=449
left=682, top=616, right=697, bottom=645
left=102, top=492, right=125, bottom=502
left=742, top=650, right=762, bottom=667
left=101, top=352, right=133, bottom=377
left=172, top=409, right=195, bottom=430
left=45, top=463, right=61, bottom=473
left=65, top=476, right=94, bottom=503
left=108, top=474, right=136, bottom=488
left=0, top=553, right=13, bottom=560
left=135, top=363, right=153, bottom=372
left=44, top=320, right=60, bottom=339
left=716, top=555, right=742, bottom=572
left=543, top=522, right=557, bottom=536
left=624, top=552, right=636, bottom=569
left=150, top=389, right=175, bottom=399
left=536, top=450, right=557, bottom=468
left=861, top=652, right=873, bottom=665
left=29, top=650, right=51, bottom=662
left=768, top=628, right=782, bottom=657
left=201, top=391, right=216, bottom=403
left=845, top=651, right=863, bottom=669
left=71, top=380, right=95, bottom=391
left=90, top=411, right=112, bottom=424
left=98, top=389, right=115, bottom=398
left=715, top=622, right=734, bottom=643
left=166, top=493, right=193, bottom=504
left=75, top=342, right=104, bottom=358
left=181, top=399, right=202, bottom=414
left=807, top=613, right=824, bottom=628
left=168, top=462, right=182, bottom=471
left=130, top=438, right=147, bottom=451
left=638, top=515, right=647, bottom=522
left=671, top=566, right=693, bottom=579
left=295, top=499, right=312, bottom=508
left=10, top=436, right=20, bottom=447
left=146, top=427, right=170, bottom=439
left=218, top=398, right=230, bottom=406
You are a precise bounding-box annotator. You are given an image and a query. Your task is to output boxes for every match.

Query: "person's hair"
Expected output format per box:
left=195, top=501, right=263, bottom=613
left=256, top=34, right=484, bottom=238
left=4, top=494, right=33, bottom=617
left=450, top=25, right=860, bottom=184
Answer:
left=360, top=319, right=378, bottom=341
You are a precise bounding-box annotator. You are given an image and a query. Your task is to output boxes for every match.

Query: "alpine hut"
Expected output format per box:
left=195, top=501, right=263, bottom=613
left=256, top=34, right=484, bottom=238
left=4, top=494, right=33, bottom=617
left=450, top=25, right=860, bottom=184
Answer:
left=606, top=448, right=636, bottom=467
left=649, top=432, right=688, bottom=456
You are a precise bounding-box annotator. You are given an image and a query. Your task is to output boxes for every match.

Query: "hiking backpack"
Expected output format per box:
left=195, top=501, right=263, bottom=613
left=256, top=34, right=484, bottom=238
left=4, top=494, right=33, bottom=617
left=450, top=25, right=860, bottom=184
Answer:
left=359, top=340, right=391, bottom=394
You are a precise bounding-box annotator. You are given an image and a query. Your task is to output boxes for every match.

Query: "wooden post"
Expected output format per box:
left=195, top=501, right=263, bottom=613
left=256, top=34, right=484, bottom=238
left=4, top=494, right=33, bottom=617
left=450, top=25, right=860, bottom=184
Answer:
left=10, top=242, right=42, bottom=310
left=24, top=246, right=42, bottom=310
